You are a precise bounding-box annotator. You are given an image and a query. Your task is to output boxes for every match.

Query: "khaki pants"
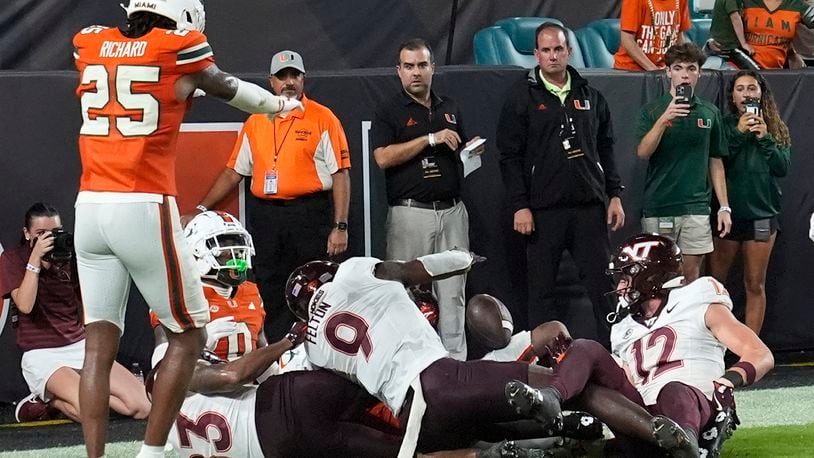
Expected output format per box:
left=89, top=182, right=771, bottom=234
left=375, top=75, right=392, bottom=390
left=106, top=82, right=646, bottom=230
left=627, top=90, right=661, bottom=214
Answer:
left=386, top=200, right=469, bottom=360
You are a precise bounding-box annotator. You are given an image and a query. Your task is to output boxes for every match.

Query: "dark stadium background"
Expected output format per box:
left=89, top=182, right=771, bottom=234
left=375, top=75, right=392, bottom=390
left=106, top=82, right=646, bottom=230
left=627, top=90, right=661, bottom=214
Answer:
left=1, top=0, right=813, bottom=409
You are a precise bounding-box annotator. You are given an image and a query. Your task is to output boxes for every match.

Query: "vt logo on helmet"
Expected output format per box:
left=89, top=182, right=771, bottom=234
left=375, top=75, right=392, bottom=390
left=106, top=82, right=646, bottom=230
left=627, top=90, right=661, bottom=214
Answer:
left=185, top=211, right=255, bottom=287
left=605, top=233, right=683, bottom=322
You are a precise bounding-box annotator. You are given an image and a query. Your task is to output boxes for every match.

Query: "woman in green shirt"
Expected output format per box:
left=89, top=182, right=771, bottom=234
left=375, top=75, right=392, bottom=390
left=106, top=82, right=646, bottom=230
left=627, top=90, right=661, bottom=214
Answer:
left=709, top=70, right=791, bottom=335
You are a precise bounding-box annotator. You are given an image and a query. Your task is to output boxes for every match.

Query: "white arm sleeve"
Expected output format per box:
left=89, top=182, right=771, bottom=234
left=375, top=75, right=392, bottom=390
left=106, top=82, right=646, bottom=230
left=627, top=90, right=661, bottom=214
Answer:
left=226, top=78, right=303, bottom=115
left=810, top=212, right=814, bottom=242
left=417, top=250, right=473, bottom=277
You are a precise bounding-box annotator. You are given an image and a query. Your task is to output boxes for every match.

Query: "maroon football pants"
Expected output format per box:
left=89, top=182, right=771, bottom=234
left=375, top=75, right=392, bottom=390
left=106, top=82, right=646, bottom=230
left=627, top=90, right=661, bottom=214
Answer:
left=551, top=338, right=714, bottom=436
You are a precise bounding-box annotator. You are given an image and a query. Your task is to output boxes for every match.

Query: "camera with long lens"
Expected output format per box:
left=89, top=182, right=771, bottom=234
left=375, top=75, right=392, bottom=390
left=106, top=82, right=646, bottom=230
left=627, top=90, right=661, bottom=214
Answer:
left=43, top=229, right=75, bottom=263
left=744, top=97, right=761, bottom=116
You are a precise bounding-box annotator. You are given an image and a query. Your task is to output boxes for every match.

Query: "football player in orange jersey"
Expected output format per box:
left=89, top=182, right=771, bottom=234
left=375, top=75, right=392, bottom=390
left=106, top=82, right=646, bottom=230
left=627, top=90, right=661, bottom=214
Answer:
left=72, top=1, right=302, bottom=456
left=151, top=211, right=268, bottom=363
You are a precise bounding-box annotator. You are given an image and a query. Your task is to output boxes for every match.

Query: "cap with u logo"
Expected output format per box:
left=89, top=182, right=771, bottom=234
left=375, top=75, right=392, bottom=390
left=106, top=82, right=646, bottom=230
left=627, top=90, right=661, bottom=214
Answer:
left=270, top=50, right=305, bottom=75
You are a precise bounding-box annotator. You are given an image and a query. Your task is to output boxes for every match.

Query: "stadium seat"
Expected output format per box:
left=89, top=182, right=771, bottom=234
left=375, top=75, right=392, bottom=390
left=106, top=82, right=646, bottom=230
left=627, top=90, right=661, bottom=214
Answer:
left=687, top=18, right=712, bottom=48
left=575, top=18, right=711, bottom=68
left=576, top=19, right=620, bottom=68
left=473, top=17, right=586, bottom=68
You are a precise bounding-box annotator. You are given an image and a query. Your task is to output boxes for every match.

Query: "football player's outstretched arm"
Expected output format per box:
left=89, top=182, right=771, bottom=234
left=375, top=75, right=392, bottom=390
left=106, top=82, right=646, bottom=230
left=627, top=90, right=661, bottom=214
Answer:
left=374, top=249, right=475, bottom=286
left=706, top=303, right=774, bottom=386
left=187, top=323, right=306, bottom=394
left=179, top=65, right=302, bottom=115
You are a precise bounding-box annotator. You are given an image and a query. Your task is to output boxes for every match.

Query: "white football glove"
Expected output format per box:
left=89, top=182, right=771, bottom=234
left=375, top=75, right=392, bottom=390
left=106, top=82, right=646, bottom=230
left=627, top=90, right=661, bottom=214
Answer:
left=204, top=316, right=238, bottom=351
left=269, top=95, right=303, bottom=119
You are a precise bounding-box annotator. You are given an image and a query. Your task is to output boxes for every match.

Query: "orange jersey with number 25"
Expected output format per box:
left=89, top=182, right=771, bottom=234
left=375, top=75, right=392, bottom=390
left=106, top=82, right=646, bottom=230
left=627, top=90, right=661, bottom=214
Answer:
left=73, top=25, right=214, bottom=195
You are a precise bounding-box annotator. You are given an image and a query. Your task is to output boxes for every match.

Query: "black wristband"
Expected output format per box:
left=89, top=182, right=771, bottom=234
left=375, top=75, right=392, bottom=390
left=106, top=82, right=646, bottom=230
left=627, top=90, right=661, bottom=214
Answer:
left=722, top=369, right=745, bottom=388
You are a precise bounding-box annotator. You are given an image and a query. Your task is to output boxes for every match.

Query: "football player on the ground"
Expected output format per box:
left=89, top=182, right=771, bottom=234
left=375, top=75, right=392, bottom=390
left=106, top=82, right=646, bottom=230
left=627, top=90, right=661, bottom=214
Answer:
left=150, top=322, right=406, bottom=457
left=285, top=252, right=698, bottom=456
left=72, top=1, right=302, bottom=456
left=506, top=233, right=774, bottom=457
left=151, top=211, right=267, bottom=362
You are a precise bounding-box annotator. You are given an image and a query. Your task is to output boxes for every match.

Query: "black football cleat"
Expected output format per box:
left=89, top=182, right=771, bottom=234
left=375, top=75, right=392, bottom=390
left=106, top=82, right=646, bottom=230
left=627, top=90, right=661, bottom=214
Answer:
left=651, top=415, right=700, bottom=458
left=559, top=410, right=605, bottom=440
left=698, top=407, right=739, bottom=458
left=505, top=380, right=563, bottom=432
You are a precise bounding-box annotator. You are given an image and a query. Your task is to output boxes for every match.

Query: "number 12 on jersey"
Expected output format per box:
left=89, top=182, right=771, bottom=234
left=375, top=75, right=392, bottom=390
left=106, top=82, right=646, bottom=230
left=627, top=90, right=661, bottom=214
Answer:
left=630, top=326, right=684, bottom=384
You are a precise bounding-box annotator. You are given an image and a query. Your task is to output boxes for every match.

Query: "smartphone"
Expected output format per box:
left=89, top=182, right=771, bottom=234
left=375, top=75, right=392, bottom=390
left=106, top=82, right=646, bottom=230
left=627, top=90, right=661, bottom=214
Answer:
left=754, top=218, right=771, bottom=242
left=744, top=98, right=761, bottom=116
left=675, top=84, right=692, bottom=105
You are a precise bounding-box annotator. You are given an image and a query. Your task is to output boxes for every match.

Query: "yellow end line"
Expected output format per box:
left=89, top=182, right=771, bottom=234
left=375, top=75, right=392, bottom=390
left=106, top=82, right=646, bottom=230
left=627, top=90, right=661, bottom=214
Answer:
left=0, top=419, right=73, bottom=428
left=777, top=362, right=814, bottom=368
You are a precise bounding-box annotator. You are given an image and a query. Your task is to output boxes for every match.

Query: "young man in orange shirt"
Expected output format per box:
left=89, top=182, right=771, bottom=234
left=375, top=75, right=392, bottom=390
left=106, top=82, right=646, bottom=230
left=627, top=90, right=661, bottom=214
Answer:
left=615, top=0, right=693, bottom=70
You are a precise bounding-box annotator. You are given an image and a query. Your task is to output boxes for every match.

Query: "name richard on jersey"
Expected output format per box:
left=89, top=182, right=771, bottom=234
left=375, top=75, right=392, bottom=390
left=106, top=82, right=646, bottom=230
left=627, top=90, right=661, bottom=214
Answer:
left=305, top=294, right=332, bottom=345
left=99, top=40, right=148, bottom=58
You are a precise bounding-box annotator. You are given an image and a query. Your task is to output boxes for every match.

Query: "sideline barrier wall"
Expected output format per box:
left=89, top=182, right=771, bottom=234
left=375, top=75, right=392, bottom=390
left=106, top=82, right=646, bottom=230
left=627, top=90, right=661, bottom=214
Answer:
left=1, top=67, right=812, bottom=401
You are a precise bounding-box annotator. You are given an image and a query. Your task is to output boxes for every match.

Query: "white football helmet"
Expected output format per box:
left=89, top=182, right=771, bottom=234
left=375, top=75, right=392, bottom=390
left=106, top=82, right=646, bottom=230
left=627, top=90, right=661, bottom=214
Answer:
left=184, top=210, right=254, bottom=286
left=122, top=0, right=206, bottom=32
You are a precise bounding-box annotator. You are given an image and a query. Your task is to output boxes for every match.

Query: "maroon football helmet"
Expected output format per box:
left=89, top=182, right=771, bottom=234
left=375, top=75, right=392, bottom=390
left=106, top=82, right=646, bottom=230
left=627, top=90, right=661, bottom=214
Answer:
left=286, top=260, right=339, bottom=321
left=606, top=233, right=682, bottom=321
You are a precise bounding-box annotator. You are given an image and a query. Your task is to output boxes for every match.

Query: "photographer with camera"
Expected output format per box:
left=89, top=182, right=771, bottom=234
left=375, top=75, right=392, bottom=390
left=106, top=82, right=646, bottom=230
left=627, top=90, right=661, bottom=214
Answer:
left=0, top=203, right=150, bottom=423
left=709, top=71, right=791, bottom=335
left=636, top=43, right=731, bottom=282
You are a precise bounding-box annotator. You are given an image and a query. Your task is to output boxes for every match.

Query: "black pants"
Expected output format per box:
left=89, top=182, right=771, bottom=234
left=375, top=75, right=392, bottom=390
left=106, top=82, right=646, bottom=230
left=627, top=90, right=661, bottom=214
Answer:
left=247, top=192, right=332, bottom=341
left=526, top=203, right=613, bottom=346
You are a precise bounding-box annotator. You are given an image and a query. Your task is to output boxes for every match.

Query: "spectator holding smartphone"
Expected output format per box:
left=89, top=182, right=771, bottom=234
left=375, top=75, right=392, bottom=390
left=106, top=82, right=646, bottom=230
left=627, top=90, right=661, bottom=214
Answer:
left=636, top=43, right=731, bottom=282
left=709, top=70, right=790, bottom=335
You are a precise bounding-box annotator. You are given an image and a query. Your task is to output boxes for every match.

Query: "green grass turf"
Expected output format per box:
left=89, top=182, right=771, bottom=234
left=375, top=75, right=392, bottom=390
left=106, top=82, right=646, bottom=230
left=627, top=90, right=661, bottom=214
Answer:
left=723, top=423, right=814, bottom=457
left=0, top=442, right=146, bottom=457
left=1, top=425, right=812, bottom=457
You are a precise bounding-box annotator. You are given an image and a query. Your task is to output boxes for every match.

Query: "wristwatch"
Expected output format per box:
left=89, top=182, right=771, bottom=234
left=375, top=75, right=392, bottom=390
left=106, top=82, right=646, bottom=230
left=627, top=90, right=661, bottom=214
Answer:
left=334, top=221, right=348, bottom=231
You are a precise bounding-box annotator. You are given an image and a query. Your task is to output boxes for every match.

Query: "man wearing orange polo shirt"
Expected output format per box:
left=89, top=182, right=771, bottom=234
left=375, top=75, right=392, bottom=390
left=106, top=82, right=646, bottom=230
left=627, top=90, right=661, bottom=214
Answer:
left=188, top=50, right=350, bottom=341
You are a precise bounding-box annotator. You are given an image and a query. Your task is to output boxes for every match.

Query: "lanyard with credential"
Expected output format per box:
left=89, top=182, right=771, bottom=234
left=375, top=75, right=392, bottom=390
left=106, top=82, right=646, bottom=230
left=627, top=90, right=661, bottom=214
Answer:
left=271, top=117, right=296, bottom=171
left=264, top=117, right=295, bottom=195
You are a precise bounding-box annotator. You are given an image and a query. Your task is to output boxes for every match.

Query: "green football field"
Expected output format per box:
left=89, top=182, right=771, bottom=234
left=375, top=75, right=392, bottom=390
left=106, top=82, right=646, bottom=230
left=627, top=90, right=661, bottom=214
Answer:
left=1, top=385, right=812, bottom=457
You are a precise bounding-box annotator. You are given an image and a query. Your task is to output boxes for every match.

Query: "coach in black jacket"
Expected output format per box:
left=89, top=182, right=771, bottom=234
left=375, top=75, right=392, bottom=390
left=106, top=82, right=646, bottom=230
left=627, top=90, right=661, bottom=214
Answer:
left=497, top=22, right=625, bottom=346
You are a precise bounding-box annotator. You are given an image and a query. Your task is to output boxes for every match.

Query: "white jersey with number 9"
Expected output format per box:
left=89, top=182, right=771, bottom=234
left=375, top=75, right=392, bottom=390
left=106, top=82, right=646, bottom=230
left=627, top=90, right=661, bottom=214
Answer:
left=303, top=257, right=448, bottom=415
